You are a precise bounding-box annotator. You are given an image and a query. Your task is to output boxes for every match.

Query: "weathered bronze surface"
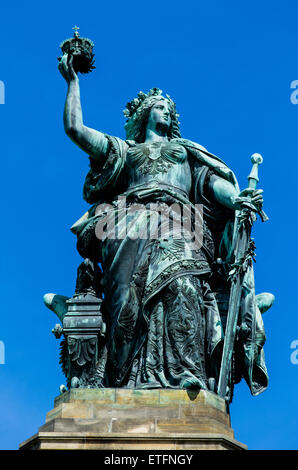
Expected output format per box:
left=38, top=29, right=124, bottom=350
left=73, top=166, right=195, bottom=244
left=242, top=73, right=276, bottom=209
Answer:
left=45, top=30, right=274, bottom=404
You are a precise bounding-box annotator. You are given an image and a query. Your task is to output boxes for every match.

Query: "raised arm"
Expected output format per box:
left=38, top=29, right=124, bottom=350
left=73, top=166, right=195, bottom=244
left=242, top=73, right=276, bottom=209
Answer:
left=58, top=54, right=109, bottom=162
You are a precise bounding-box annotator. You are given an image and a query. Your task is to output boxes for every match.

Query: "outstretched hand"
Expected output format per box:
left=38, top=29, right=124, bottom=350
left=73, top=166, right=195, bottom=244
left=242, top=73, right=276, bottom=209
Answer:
left=58, top=53, right=78, bottom=83
left=233, top=188, right=264, bottom=212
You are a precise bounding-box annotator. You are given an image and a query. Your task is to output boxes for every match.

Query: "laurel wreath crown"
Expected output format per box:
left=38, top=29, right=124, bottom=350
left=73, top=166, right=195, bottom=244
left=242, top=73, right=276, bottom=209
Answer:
left=123, top=87, right=180, bottom=123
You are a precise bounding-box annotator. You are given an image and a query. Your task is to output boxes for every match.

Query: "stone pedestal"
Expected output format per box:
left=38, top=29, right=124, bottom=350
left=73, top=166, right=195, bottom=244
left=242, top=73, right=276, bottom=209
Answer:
left=19, top=389, right=246, bottom=450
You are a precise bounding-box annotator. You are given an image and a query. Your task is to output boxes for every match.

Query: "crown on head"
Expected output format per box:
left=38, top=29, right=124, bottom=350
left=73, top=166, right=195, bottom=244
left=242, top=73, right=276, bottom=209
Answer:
left=59, top=26, right=95, bottom=74
left=123, top=87, right=180, bottom=123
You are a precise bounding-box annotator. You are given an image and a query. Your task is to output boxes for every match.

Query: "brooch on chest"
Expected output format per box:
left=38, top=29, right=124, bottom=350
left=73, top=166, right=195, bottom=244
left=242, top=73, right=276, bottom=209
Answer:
left=126, top=142, right=187, bottom=177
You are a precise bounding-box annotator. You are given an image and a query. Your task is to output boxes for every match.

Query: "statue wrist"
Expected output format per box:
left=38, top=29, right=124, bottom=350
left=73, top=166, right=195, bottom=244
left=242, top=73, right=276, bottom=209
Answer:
left=68, top=75, right=79, bottom=86
left=230, top=195, right=239, bottom=210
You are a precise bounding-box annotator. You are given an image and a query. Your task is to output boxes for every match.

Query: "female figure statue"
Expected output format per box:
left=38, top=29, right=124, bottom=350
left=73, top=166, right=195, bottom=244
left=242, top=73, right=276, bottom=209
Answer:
left=57, top=54, right=269, bottom=397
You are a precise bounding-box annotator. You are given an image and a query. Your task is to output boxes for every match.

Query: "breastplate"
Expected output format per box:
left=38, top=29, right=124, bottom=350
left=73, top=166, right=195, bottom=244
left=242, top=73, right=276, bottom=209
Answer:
left=126, top=141, right=186, bottom=175
left=126, top=141, right=191, bottom=195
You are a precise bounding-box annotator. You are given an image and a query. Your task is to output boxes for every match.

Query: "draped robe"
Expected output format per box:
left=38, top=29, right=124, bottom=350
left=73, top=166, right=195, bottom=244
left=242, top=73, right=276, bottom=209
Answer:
left=71, top=135, right=268, bottom=396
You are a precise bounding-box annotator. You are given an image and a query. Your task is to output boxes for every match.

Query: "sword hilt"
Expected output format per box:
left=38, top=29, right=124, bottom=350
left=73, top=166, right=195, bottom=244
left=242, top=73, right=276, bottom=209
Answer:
left=248, top=153, right=269, bottom=222
left=248, top=153, right=263, bottom=189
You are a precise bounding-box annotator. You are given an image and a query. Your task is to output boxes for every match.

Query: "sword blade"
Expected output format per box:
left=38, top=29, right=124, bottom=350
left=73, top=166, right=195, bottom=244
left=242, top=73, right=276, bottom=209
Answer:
left=217, top=221, right=250, bottom=399
left=217, top=275, right=242, bottom=398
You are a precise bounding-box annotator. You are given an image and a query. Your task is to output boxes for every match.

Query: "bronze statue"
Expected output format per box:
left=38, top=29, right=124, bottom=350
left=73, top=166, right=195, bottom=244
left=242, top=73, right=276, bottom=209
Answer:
left=45, top=33, right=274, bottom=402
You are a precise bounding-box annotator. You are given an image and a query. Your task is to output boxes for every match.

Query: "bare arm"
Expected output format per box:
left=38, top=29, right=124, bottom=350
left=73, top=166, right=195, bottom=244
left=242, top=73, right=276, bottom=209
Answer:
left=208, top=173, right=264, bottom=211
left=58, top=54, right=109, bottom=161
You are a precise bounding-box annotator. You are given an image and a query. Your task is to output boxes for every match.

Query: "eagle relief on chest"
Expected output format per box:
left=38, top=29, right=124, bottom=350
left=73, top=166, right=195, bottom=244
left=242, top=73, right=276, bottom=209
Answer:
left=126, top=141, right=187, bottom=177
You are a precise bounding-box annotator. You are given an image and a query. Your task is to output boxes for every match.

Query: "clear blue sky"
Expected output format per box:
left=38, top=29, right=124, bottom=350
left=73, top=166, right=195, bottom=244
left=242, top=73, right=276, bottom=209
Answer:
left=0, top=0, right=298, bottom=450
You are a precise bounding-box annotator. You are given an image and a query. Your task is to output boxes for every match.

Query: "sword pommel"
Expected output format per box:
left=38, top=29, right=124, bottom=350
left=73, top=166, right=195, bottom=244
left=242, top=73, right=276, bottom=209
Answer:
left=251, top=153, right=263, bottom=165
left=248, top=153, right=263, bottom=189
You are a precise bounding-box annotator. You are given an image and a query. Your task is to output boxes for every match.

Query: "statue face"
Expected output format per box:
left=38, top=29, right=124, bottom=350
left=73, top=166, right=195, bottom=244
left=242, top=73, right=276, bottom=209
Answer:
left=147, top=100, right=171, bottom=131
